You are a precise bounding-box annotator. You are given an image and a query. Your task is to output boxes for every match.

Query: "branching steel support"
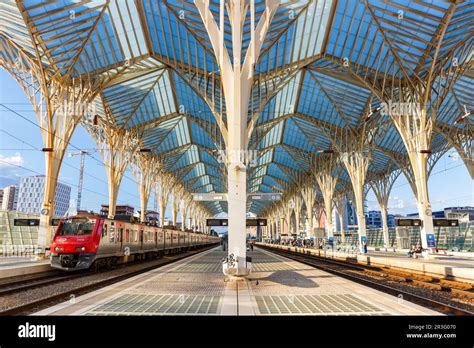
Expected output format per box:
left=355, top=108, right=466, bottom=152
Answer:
left=341, top=151, right=370, bottom=252
left=195, top=0, right=279, bottom=276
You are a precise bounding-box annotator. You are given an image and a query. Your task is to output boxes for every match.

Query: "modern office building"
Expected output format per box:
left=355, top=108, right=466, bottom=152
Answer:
left=407, top=211, right=445, bottom=219
left=334, top=200, right=359, bottom=233
left=405, top=207, right=473, bottom=222
left=0, top=185, right=18, bottom=210
left=366, top=210, right=397, bottom=228
left=444, top=207, right=474, bottom=221
left=16, top=176, right=71, bottom=217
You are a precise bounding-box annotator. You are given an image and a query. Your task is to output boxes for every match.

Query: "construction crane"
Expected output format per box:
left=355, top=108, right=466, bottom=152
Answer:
left=68, top=150, right=96, bottom=211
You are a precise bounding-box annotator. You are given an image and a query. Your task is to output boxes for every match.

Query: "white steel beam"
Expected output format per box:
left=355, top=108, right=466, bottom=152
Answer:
left=194, top=0, right=279, bottom=276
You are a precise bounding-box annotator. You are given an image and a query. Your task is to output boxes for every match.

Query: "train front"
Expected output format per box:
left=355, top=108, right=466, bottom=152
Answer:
left=50, top=216, right=100, bottom=271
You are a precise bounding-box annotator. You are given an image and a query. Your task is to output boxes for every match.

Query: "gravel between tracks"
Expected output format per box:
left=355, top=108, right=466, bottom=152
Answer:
left=344, top=268, right=474, bottom=313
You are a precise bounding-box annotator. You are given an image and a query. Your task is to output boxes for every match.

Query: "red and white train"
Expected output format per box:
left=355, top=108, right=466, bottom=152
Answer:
left=50, top=214, right=220, bottom=271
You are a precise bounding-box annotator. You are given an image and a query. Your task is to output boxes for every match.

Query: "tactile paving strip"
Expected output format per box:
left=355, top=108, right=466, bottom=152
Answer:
left=173, top=262, right=222, bottom=273
left=86, top=294, right=220, bottom=315
left=135, top=278, right=224, bottom=295
left=252, top=262, right=297, bottom=272
left=254, top=294, right=387, bottom=315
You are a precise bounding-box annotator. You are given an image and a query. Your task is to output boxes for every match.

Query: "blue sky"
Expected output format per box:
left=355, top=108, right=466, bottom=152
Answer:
left=0, top=69, right=472, bottom=218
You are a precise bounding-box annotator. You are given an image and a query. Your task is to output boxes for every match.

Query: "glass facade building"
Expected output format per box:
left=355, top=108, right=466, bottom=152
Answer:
left=16, top=176, right=71, bottom=217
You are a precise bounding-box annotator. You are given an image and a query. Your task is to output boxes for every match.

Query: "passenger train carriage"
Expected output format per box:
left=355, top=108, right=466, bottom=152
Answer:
left=50, top=215, right=220, bottom=271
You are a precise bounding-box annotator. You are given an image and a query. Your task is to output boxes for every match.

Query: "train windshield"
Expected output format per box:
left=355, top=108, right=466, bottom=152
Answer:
left=58, top=219, right=95, bottom=236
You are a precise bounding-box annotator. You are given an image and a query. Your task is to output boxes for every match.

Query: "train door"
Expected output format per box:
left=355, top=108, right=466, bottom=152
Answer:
left=118, top=227, right=124, bottom=253
left=109, top=223, right=116, bottom=254
left=139, top=229, right=144, bottom=251
left=163, top=230, right=168, bottom=252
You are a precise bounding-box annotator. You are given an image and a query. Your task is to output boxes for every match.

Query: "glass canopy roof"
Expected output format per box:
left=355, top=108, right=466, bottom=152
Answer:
left=0, top=0, right=472, bottom=216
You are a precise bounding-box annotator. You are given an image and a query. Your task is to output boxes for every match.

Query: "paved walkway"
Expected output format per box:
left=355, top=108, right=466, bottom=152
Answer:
left=35, top=247, right=440, bottom=316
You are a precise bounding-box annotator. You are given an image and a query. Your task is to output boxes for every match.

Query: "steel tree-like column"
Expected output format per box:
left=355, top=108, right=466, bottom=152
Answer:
left=171, top=187, right=183, bottom=227
left=341, top=151, right=370, bottom=253
left=180, top=196, right=192, bottom=231
left=195, top=0, right=279, bottom=276
left=313, top=158, right=339, bottom=239
left=301, top=184, right=317, bottom=238
left=88, top=119, right=138, bottom=219
left=370, top=170, right=400, bottom=249
left=390, top=98, right=436, bottom=252
left=156, top=175, right=173, bottom=227
left=285, top=198, right=294, bottom=238
left=38, top=82, right=89, bottom=248
left=435, top=122, right=474, bottom=179
left=0, top=39, right=95, bottom=250
left=131, top=154, right=161, bottom=223
left=293, top=194, right=303, bottom=237
left=334, top=194, right=348, bottom=242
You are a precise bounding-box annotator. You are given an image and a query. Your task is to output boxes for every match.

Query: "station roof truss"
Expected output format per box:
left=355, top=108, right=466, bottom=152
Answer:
left=0, top=0, right=472, bottom=216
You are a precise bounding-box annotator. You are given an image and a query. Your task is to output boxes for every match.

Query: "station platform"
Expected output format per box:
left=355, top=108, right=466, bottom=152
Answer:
left=258, top=243, right=474, bottom=284
left=0, top=256, right=51, bottom=279
left=35, top=246, right=439, bottom=316
left=367, top=247, right=474, bottom=260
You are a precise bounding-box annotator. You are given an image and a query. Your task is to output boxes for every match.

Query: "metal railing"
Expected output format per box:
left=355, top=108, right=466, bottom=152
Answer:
left=265, top=221, right=474, bottom=252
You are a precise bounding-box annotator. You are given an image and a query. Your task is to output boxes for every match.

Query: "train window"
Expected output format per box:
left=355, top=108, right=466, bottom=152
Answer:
left=134, top=230, right=139, bottom=242
left=102, top=224, right=107, bottom=237
left=118, top=228, right=123, bottom=243
left=139, top=230, right=143, bottom=243
left=59, top=220, right=94, bottom=236
left=109, top=227, right=115, bottom=242
left=125, top=229, right=130, bottom=243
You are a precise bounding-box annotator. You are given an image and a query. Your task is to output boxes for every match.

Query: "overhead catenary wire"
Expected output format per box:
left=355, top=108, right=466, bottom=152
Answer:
left=0, top=159, right=137, bottom=208
left=0, top=126, right=143, bottom=202
left=0, top=104, right=144, bottom=187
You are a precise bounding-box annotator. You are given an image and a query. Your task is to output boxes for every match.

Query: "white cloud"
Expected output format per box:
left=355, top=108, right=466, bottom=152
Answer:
left=0, top=152, right=25, bottom=176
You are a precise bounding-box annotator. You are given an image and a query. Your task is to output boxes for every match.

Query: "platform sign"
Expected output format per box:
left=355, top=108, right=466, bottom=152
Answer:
left=206, top=219, right=228, bottom=226
left=248, top=193, right=281, bottom=201
left=206, top=218, right=267, bottom=227
left=246, top=219, right=267, bottom=226
left=433, top=219, right=459, bottom=227
left=396, top=219, right=422, bottom=227
left=426, top=234, right=436, bottom=248
left=13, top=219, right=39, bottom=226
left=193, top=193, right=227, bottom=201
left=194, top=193, right=280, bottom=202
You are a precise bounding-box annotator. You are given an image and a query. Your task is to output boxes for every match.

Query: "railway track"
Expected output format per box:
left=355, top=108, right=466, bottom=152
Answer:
left=0, top=272, right=88, bottom=296
left=259, top=245, right=474, bottom=316
left=0, top=244, right=218, bottom=315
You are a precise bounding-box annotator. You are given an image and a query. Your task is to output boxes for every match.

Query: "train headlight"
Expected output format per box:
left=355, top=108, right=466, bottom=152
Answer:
left=55, top=246, right=63, bottom=251
left=76, top=246, right=86, bottom=251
